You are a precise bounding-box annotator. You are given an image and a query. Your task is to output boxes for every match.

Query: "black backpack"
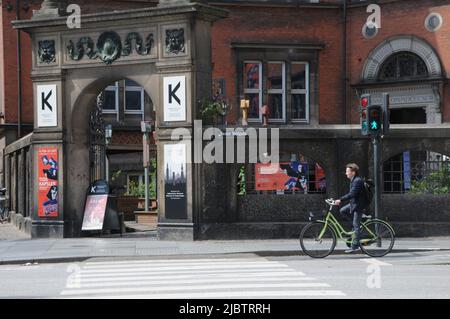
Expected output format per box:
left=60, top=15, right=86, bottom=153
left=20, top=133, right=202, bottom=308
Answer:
left=362, top=178, right=374, bottom=204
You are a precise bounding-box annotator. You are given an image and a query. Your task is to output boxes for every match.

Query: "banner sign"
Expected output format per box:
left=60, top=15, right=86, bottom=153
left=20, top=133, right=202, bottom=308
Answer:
left=37, top=147, right=59, bottom=217
left=37, top=84, right=57, bottom=127
left=255, top=162, right=308, bottom=191
left=81, top=194, right=108, bottom=231
left=164, top=143, right=187, bottom=219
left=163, top=76, right=186, bottom=122
left=82, top=180, right=109, bottom=231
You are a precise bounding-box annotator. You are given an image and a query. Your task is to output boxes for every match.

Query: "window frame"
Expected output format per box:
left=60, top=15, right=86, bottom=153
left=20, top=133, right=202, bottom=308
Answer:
left=102, top=81, right=119, bottom=121
left=267, top=61, right=286, bottom=123
left=124, top=81, right=145, bottom=120
left=290, top=62, right=310, bottom=123
left=243, top=60, right=263, bottom=123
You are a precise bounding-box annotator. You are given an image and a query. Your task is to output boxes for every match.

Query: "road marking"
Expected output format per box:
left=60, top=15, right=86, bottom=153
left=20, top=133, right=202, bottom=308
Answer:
left=62, top=257, right=346, bottom=298
left=359, top=258, right=392, bottom=266
left=65, top=290, right=346, bottom=299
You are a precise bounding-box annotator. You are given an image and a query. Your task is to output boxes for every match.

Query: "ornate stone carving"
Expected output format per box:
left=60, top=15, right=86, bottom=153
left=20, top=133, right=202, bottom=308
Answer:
left=122, top=32, right=154, bottom=56
left=38, top=40, right=56, bottom=64
left=165, top=28, right=185, bottom=55
left=67, top=36, right=97, bottom=61
left=96, top=31, right=122, bottom=65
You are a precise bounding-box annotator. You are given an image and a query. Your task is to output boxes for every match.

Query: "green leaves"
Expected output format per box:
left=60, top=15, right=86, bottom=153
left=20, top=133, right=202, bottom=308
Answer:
left=409, top=166, right=450, bottom=194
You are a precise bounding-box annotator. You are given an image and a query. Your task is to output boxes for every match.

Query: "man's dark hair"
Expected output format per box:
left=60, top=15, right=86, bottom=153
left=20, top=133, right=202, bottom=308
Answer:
left=346, top=163, right=359, bottom=176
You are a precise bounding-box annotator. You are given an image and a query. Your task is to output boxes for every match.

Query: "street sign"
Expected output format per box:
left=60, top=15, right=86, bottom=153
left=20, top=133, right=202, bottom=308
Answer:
left=163, top=76, right=186, bottom=122
left=37, top=84, right=57, bottom=127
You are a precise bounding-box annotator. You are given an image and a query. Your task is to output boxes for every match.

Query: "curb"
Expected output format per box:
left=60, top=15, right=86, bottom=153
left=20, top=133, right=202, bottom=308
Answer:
left=0, top=247, right=447, bottom=266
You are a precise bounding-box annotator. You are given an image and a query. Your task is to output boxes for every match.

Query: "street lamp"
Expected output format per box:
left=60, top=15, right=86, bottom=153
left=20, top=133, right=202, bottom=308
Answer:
left=105, top=124, right=113, bottom=182
left=141, top=121, right=152, bottom=212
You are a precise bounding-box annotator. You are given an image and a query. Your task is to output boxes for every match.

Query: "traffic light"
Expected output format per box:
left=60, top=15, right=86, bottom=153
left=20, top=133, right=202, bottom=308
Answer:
left=367, top=104, right=383, bottom=135
left=360, top=94, right=371, bottom=136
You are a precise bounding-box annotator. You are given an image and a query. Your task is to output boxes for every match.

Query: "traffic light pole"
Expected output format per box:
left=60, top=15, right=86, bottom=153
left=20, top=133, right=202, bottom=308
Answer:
left=372, top=134, right=382, bottom=247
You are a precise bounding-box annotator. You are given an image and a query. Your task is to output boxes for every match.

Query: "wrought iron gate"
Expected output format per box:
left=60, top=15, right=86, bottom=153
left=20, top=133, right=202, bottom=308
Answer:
left=89, top=92, right=106, bottom=182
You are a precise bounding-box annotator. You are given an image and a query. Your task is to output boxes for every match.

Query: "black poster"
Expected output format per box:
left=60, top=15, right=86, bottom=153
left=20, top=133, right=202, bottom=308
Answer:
left=164, top=144, right=187, bottom=219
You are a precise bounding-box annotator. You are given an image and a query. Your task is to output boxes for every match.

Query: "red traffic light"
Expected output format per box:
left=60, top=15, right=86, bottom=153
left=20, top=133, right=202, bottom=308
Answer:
left=361, top=97, right=369, bottom=108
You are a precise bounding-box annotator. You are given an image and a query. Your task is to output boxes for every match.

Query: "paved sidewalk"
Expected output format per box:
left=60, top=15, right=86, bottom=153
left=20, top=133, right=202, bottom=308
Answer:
left=1, top=222, right=450, bottom=265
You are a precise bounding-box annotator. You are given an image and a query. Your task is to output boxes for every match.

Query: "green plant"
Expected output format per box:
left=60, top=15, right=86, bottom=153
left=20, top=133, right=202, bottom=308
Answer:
left=199, top=97, right=231, bottom=124
left=409, top=165, right=450, bottom=194
left=111, top=170, right=122, bottom=182
left=237, top=165, right=246, bottom=195
left=125, top=159, right=157, bottom=198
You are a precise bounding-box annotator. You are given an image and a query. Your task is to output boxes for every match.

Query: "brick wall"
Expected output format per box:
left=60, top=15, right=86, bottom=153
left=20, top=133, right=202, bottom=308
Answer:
left=211, top=5, right=345, bottom=124
left=347, top=0, right=450, bottom=124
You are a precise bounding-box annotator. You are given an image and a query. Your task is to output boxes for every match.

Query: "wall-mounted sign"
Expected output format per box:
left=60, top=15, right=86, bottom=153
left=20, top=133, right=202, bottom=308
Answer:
left=37, top=84, right=57, bottom=127
left=164, top=76, right=186, bottom=122
left=37, top=147, right=59, bottom=217
left=164, top=143, right=187, bottom=219
left=255, top=162, right=308, bottom=192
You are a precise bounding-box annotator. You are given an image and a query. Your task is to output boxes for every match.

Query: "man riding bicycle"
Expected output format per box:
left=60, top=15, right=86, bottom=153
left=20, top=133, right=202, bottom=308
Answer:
left=334, top=163, right=369, bottom=253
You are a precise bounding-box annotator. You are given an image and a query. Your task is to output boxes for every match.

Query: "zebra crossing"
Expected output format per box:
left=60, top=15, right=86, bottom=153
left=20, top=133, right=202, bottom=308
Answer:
left=60, top=257, right=345, bottom=298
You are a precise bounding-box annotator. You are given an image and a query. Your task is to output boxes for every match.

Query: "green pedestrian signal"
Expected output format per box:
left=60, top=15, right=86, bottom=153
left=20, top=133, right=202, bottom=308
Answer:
left=367, top=104, right=383, bottom=136
left=371, top=121, right=378, bottom=130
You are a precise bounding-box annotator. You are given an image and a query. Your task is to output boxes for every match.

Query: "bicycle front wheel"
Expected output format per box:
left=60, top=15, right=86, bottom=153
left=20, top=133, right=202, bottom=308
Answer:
left=359, top=220, right=395, bottom=257
left=300, top=222, right=336, bottom=258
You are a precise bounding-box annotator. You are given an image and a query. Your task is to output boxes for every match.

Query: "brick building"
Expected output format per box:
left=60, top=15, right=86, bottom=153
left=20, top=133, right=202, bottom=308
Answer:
left=1, top=0, right=450, bottom=239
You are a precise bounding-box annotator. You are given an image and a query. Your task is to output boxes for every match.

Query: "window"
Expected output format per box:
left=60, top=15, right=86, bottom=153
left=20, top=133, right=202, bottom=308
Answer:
left=383, top=150, right=450, bottom=193
left=291, top=62, right=309, bottom=121
left=242, top=61, right=309, bottom=123
left=267, top=62, right=286, bottom=121
left=379, top=52, right=428, bottom=81
left=102, top=82, right=119, bottom=114
left=239, top=153, right=326, bottom=195
left=125, top=80, right=144, bottom=119
left=243, top=61, right=262, bottom=121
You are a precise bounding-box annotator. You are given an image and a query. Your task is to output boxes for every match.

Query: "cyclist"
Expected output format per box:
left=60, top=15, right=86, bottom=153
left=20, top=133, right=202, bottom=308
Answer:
left=334, top=163, right=368, bottom=253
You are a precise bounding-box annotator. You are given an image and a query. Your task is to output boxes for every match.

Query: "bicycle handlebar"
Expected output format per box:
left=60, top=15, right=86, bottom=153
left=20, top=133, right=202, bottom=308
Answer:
left=325, top=198, right=336, bottom=206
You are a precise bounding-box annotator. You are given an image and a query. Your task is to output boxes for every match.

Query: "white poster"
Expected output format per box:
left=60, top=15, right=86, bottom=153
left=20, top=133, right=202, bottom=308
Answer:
left=37, top=84, right=57, bottom=127
left=164, top=143, right=187, bottom=219
left=164, top=76, right=186, bottom=122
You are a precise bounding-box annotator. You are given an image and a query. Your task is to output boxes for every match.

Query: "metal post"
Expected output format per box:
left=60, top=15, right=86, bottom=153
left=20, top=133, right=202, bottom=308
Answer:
left=144, top=133, right=149, bottom=212
left=373, top=135, right=381, bottom=246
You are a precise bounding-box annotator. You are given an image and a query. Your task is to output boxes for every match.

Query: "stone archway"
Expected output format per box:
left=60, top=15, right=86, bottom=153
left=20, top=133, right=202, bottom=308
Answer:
left=13, top=0, right=228, bottom=238
left=360, top=36, right=444, bottom=124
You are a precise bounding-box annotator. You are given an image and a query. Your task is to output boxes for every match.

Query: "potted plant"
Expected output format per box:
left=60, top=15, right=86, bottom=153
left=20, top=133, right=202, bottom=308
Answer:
left=199, top=96, right=232, bottom=125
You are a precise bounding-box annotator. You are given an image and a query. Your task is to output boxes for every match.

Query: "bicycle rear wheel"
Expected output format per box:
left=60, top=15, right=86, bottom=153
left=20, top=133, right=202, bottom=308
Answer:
left=300, top=222, right=336, bottom=258
left=359, top=220, right=395, bottom=257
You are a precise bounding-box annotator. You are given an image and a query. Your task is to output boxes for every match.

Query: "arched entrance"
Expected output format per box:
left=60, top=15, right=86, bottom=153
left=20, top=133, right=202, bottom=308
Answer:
left=359, top=36, right=443, bottom=124
left=13, top=1, right=228, bottom=239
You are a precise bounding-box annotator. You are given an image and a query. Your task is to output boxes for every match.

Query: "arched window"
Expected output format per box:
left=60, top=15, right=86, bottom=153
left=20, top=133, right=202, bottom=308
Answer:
left=383, top=150, right=450, bottom=193
left=378, top=52, right=428, bottom=81
left=238, top=152, right=326, bottom=195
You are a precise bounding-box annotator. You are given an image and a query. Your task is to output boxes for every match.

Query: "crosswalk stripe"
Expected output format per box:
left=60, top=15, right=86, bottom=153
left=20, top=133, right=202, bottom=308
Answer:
left=82, top=261, right=286, bottom=270
left=77, top=272, right=313, bottom=283
left=74, top=276, right=316, bottom=288
left=61, top=282, right=331, bottom=296
left=78, top=268, right=303, bottom=278
left=84, top=258, right=264, bottom=266
left=79, top=264, right=290, bottom=274
left=65, top=290, right=346, bottom=299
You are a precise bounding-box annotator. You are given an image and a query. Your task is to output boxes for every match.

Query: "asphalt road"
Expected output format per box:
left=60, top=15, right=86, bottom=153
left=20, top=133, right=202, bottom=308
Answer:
left=0, top=250, right=449, bottom=299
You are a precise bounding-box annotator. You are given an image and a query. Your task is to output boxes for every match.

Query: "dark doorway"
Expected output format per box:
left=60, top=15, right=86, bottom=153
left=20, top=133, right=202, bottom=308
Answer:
left=390, top=107, right=426, bottom=124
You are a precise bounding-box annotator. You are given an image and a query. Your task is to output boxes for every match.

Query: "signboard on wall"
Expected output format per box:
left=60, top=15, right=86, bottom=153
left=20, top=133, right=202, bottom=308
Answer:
left=163, top=76, right=186, bottom=122
left=255, top=162, right=308, bottom=191
left=37, top=147, right=59, bottom=217
left=164, top=143, right=187, bottom=219
left=37, top=84, right=57, bottom=127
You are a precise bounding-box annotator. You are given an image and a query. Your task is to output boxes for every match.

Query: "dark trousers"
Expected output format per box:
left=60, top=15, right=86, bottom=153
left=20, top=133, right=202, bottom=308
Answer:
left=340, top=204, right=362, bottom=248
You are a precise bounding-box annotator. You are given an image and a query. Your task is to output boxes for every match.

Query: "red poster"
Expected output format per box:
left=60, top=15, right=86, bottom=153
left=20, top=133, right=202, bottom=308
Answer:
left=81, top=195, right=108, bottom=231
left=255, top=162, right=308, bottom=191
left=37, top=147, right=59, bottom=217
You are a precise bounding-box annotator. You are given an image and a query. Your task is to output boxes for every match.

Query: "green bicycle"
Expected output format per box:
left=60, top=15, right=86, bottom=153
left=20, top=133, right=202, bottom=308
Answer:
left=300, top=199, right=395, bottom=258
